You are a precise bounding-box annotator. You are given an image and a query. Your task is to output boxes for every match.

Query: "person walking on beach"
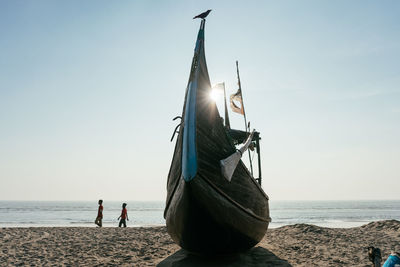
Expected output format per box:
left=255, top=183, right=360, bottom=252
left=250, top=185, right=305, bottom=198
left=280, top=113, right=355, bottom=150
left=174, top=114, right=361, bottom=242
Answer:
left=117, top=203, right=129, bottom=227
left=95, top=199, right=103, bottom=227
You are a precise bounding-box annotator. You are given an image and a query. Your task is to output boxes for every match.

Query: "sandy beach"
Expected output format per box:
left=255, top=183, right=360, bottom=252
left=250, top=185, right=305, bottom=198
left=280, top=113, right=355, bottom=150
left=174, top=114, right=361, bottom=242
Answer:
left=1, top=220, right=399, bottom=266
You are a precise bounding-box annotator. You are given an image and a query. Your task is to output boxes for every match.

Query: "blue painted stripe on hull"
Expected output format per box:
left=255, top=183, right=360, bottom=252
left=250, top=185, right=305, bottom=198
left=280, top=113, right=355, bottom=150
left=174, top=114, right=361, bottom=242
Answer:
left=182, top=22, right=205, bottom=182
left=182, top=80, right=198, bottom=181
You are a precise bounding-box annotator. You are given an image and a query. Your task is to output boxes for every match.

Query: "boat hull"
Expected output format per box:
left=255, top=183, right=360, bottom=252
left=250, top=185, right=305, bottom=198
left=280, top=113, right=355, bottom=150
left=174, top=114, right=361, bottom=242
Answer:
left=165, top=175, right=269, bottom=253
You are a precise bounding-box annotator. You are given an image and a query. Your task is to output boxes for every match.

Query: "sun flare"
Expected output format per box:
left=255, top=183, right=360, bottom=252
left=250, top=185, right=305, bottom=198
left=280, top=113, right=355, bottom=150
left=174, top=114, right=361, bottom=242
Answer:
left=209, top=89, right=219, bottom=102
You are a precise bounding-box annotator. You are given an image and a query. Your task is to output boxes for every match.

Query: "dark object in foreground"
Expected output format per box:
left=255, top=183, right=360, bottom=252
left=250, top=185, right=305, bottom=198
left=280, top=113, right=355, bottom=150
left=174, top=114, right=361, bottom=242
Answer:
left=157, top=247, right=292, bottom=267
left=163, top=17, right=270, bottom=254
left=193, top=9, right=212, bottom=20
left=368, top=246, right=382, bottom=267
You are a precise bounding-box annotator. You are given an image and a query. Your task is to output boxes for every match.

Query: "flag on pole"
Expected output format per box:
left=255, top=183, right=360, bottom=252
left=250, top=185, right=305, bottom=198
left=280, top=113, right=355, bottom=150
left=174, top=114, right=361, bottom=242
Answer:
left=230, top=89, right=244, bottom=115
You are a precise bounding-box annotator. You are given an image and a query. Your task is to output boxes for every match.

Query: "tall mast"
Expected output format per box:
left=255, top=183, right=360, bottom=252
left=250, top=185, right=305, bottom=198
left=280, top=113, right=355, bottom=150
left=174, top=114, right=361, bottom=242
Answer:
left=236, top=61, right=254, bottom=176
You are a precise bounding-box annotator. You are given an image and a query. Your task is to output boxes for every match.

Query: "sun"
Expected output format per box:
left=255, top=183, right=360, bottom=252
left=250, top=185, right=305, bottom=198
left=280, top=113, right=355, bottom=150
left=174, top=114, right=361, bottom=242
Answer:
left=209, top=89, right=219, bottom=102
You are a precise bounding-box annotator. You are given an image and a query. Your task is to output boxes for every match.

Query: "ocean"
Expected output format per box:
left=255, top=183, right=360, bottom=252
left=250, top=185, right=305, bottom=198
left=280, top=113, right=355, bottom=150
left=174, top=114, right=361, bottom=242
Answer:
left=0, top=200, right=399, bottom=228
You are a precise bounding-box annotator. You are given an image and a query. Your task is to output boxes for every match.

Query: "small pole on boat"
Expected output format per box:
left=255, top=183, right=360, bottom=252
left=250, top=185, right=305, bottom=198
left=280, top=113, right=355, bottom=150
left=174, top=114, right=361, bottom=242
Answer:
left=223, top=82, right=231, bottom=129
left=255, top=133, right=262, bottom=185
left=236, top=60, right=254, bottom=176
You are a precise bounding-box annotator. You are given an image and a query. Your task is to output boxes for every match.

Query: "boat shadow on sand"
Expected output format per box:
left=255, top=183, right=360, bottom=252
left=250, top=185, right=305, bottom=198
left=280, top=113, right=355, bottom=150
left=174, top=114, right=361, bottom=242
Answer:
left=157, top=246, right=292, bottom=267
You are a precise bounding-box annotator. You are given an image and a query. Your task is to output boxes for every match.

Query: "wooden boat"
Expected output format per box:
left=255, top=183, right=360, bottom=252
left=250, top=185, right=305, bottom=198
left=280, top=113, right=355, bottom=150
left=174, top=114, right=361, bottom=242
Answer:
left=164, top=18, right=270, bottom=254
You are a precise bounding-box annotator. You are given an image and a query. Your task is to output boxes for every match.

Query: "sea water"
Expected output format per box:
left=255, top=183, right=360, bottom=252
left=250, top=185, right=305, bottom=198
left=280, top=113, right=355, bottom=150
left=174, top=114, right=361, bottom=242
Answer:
left=0, top=200, right=399, bottom=228
left=0, top=201, right=163, bottom=228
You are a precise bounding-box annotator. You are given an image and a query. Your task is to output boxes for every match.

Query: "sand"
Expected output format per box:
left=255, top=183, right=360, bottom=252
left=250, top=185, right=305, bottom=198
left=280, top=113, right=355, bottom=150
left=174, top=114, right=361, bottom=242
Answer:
left=0, top=220, right=399, bottom=266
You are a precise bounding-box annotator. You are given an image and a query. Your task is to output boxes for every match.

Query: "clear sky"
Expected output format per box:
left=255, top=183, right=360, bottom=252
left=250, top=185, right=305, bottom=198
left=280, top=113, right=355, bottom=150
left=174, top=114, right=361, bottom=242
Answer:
left=1, top=1, right=399, bottom=201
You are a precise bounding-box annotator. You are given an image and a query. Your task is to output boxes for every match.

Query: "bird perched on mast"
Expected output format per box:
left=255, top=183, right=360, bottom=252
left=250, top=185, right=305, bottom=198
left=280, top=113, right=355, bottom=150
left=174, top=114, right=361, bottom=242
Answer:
left=193, top=9, right=212, bottom=20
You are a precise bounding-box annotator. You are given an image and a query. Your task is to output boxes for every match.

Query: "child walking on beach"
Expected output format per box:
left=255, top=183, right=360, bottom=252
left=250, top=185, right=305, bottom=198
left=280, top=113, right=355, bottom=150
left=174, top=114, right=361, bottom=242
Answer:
left=118, top=203, right=129, bottom=227
left=95, top=199, right=103, bottom=227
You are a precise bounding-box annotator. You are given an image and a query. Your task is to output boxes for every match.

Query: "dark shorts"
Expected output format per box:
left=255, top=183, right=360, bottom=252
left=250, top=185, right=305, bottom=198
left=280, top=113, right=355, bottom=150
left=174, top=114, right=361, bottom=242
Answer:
left=95, top=216, right=102, bottom=227
left=119, top=219, right=127, bottom=227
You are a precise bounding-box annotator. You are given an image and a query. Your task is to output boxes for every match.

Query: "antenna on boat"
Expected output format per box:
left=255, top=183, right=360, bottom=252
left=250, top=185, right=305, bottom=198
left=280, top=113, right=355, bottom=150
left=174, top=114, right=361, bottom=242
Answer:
left=223, top=83, right=231, bottom=129
left=236, top=60, right=254, bottom=176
